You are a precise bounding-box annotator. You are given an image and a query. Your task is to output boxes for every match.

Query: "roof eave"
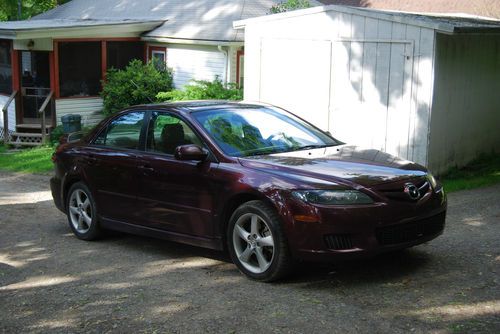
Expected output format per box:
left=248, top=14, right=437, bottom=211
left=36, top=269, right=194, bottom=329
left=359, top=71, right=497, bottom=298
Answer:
left=0, top=20, right=165, bottom=40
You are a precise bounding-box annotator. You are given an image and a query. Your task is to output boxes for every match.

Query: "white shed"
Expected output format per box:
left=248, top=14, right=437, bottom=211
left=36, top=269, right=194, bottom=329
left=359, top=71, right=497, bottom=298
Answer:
left=234, top=5, right=500, bottom=174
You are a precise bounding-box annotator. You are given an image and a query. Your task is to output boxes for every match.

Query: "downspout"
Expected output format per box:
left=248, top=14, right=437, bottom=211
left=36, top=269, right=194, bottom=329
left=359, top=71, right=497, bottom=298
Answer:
left=218, top=45, right=228, bottom=84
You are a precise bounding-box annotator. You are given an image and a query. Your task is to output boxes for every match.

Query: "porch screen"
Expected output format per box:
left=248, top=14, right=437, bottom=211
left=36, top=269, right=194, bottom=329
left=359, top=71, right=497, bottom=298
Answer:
left=59, top=42, right=101, bottom=97
left=0, top=40, right=12, bottom=95
left=107, top=42, right=144, bottom=70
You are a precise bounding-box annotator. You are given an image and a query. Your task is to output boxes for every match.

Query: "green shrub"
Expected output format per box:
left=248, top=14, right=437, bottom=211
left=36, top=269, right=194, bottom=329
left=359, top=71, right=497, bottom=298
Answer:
left=157, top=77, right=243, bottom=102
left=101, top=59, right=174, bottom=115
left=50, top=125, right=64, bottom=146
left=269, top=0, right=311, bottom=14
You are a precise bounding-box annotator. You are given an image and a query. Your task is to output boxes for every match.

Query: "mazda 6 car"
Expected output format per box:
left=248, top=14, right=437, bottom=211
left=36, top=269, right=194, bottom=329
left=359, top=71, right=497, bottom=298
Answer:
left=51, top=101, right=447, bottom=281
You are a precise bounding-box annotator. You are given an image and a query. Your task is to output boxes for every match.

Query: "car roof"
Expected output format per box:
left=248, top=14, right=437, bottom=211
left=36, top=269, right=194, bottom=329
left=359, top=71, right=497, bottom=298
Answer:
left=130, top=100, right=271, bottom=113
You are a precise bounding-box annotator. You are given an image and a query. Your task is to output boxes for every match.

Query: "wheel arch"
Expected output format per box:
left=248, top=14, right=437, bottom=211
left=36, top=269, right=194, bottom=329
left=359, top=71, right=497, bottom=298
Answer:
left=217, top=190, right=285, bottom=247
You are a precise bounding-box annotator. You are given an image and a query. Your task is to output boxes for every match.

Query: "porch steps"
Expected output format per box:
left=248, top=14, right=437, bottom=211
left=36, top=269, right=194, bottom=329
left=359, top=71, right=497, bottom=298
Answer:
left=6, top=124, right=54, bottom=147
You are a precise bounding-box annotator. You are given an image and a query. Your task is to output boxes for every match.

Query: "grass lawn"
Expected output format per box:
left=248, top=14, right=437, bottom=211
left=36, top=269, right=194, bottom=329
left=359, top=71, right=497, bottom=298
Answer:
left=440, top=154, right=500, bottom=193
left=0, top=144, right=54, bottom=174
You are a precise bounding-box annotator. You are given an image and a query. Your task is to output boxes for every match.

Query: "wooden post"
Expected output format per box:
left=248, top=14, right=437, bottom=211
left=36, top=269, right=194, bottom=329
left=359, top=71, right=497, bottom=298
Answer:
left=38, top=91, right=53, bottom=145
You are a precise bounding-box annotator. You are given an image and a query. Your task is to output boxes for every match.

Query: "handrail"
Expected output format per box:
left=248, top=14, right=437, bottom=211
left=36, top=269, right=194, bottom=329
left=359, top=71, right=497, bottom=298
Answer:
left=2, top=90, right=18, bottom=144
left=38, top=90, right=54, bottom=145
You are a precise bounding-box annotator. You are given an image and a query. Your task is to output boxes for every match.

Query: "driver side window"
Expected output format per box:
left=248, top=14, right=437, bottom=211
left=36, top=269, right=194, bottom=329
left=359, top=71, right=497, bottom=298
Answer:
left=147, top=113, right=203, bottom=155
left=93, top=112, right=144, bottom=149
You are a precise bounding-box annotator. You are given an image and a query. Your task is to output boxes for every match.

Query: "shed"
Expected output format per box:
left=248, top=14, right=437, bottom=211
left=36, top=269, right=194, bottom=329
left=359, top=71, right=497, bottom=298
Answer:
left=234, top=5, right=500, bottom=174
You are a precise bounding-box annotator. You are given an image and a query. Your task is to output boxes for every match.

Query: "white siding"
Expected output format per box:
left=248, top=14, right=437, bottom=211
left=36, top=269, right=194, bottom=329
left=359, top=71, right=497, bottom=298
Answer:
left=428, top=34, right=500, bottom=174
left=56, top=98, right=104, bottom=127
left=0, top=95, right=16, bottom=138
left=166, top=44, right=226, bottom=89
left=243, top=9, right=436, bottom=166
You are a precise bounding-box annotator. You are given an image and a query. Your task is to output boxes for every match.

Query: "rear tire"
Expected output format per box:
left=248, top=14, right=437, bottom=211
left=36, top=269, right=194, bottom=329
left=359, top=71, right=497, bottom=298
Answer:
left=227, top=200, right=293, bottom=282
left=66, top=182, right=101, bottom=241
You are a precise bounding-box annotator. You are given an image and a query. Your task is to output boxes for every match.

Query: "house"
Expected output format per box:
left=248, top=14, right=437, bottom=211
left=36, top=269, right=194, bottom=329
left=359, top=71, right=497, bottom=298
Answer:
left=234, top=5, right=500, bottom=174
left=0, top=0, right=322, bottom=145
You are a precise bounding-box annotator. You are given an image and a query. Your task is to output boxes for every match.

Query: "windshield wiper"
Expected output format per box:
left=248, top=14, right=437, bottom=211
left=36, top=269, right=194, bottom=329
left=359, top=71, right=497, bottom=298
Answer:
left=291, top=144, right=331, bottom=151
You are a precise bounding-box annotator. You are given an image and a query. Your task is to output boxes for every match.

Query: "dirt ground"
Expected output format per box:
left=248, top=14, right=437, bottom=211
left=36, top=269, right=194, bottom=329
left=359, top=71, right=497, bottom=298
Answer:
left=0, top=170, right=499, bottom=334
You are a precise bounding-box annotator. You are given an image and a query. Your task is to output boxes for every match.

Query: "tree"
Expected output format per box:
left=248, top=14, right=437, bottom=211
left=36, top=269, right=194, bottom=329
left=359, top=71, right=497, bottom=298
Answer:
left=0, top=0, right=70, bottom=21
left=269, top=0, right=311, bottom=14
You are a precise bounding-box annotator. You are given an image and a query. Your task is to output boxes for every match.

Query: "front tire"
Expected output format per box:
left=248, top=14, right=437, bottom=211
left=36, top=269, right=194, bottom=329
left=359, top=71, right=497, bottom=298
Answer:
left=66, top=182, right=101, bottom=240
left=227, top=200, right=293, bottom=282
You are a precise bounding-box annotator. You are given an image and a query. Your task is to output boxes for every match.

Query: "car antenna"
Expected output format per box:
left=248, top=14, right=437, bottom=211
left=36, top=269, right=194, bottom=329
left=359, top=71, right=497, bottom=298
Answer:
left=130, top=80, right=154, bottom=104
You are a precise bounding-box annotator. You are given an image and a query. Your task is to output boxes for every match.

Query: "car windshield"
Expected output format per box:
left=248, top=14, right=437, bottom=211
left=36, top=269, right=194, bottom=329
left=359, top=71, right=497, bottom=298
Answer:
left=192, top=106, right=341, bottom=157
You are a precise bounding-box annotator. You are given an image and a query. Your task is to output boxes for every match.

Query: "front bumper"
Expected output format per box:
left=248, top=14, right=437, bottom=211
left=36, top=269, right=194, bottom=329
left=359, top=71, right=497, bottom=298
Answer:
left=285, top=187, right=447, bottom=262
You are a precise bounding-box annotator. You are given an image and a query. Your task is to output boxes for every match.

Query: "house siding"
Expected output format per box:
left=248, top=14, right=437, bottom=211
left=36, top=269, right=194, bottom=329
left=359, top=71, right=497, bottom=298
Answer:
left=243, top=10, right=435, bottom=165
left=0, top=95, right=16, bottom=139
left=55, top=97, right=104, bottom=127
left=165, top=44, right=227, bottom=89
left=428, top=33, right=500, bottom=174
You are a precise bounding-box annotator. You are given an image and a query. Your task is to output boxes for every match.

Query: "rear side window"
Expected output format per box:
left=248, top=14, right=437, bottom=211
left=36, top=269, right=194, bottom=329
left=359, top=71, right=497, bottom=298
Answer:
left=146, top=112, right=203, bottom=155
left=94, top=112, right=144, bottom=149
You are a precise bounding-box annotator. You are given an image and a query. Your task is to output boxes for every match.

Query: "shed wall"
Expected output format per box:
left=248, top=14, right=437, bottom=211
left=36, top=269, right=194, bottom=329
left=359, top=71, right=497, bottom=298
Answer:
left=243, top=10, right=436, bottom=165
left=428, top=33, right=500, bottom=174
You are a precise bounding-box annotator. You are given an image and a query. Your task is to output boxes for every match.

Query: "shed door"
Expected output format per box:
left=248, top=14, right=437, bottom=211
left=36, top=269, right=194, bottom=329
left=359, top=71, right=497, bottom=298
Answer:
left=330, top=40, right=414, bottom=159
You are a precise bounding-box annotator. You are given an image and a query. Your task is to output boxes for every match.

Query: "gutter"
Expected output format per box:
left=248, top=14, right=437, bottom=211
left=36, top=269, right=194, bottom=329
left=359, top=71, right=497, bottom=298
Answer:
left=218, top=45, right=228, bottom=84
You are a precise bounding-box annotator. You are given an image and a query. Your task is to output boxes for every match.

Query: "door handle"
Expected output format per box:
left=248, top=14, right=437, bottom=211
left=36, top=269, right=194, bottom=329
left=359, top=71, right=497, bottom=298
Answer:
left=138, top=165, right=155, bottom=172
left=85, top=155, right=98, bottom=165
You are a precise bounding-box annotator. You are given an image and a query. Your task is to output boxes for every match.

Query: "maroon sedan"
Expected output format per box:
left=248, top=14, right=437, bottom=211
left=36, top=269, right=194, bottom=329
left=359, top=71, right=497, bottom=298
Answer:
left=51, top=101, right=446, bottom=281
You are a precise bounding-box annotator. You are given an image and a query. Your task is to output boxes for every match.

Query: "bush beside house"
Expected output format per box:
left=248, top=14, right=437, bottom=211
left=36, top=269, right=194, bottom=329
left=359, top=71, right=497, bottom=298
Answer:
left=101, top=60, right=174, bottom=115
left=157, top=77, right=243, bottom=102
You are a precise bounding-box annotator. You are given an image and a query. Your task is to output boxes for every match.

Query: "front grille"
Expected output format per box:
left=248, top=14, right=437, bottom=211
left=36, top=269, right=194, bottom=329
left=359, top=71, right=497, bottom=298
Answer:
left=378, top=177, right=430, bottom=202
left=324, top=234, right=353, bottom=250
left=376, top=212, right=446, bottom=246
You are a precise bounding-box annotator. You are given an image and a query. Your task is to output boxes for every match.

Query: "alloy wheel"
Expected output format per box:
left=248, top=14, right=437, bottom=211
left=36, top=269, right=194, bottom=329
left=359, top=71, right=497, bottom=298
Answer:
left=232, top=213, right=275, bottom=274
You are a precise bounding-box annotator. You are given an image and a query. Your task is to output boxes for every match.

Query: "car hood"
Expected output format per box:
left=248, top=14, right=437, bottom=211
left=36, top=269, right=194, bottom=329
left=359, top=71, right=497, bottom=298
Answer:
left=238, top=145, right=428, bottom=188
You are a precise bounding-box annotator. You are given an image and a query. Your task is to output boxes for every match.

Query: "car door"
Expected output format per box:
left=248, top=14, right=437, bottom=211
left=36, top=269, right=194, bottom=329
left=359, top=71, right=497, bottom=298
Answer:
left=134, top=111, right=218, bottom=238
left=82, top=111, right=145, bottom=223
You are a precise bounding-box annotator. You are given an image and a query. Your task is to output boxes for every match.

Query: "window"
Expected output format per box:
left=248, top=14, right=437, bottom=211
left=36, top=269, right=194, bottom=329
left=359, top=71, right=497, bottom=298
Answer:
left=148, top=46, right=166, bottom=71
left=147, top=112, right=203, bottom=155
left=59, top=42, right=102, bottom=97
left=107, top=41, right=144, bottom=70
left=237, top=50, right=244, bottom=88
left=94, top=112, right=144, bottom=149
left=0, top=40, right=12, bottom=95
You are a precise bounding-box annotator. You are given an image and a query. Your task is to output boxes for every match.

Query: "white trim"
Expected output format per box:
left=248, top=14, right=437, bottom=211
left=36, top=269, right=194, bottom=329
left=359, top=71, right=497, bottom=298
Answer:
left=141, top=36, right=243, bottom=47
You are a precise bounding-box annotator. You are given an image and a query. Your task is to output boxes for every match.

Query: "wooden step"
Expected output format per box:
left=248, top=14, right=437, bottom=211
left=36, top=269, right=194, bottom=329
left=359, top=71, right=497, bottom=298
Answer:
left=16, top=124, right=53, bottom=134
left=12, top=132, right=43, bottom=138
left=7, top=141, right=42, bottom=147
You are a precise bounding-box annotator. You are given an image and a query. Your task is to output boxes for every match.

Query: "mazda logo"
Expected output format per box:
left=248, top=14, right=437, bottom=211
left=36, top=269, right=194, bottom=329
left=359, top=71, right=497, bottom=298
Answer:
left=404, top=183, right=420, bottom=200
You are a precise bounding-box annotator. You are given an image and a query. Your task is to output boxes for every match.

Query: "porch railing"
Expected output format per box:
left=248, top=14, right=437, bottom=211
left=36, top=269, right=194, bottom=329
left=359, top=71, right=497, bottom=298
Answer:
left=2, top=90, right=18, bottom=144
left=39, top=90, right=54, bottom=145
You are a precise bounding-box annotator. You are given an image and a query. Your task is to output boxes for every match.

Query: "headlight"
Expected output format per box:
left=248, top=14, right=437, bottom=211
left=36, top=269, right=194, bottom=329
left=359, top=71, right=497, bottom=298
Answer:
left=427, top=173, right=438, bottom=189
left=292, top=190, right=374, bottom=205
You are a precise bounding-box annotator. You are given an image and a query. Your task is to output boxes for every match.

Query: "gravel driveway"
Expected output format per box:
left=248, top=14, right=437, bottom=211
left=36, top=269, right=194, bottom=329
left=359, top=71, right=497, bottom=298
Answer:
left=0, top=170, right=499, bottom=334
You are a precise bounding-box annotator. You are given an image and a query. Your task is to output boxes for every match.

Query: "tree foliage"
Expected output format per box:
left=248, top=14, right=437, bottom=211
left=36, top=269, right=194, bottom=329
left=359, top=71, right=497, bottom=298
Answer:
left=0, top=0, right=70, bottom=21
left=269, top=0, right=311, bottom=14
left=157, top=77, right=243, bottom=102
left=101, top=60, right=174, bottom=115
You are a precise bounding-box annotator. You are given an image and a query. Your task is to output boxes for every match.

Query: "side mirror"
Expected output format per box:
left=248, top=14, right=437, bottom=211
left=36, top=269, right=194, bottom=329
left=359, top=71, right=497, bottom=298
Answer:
left=174, top=144, right=208, bottom=161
